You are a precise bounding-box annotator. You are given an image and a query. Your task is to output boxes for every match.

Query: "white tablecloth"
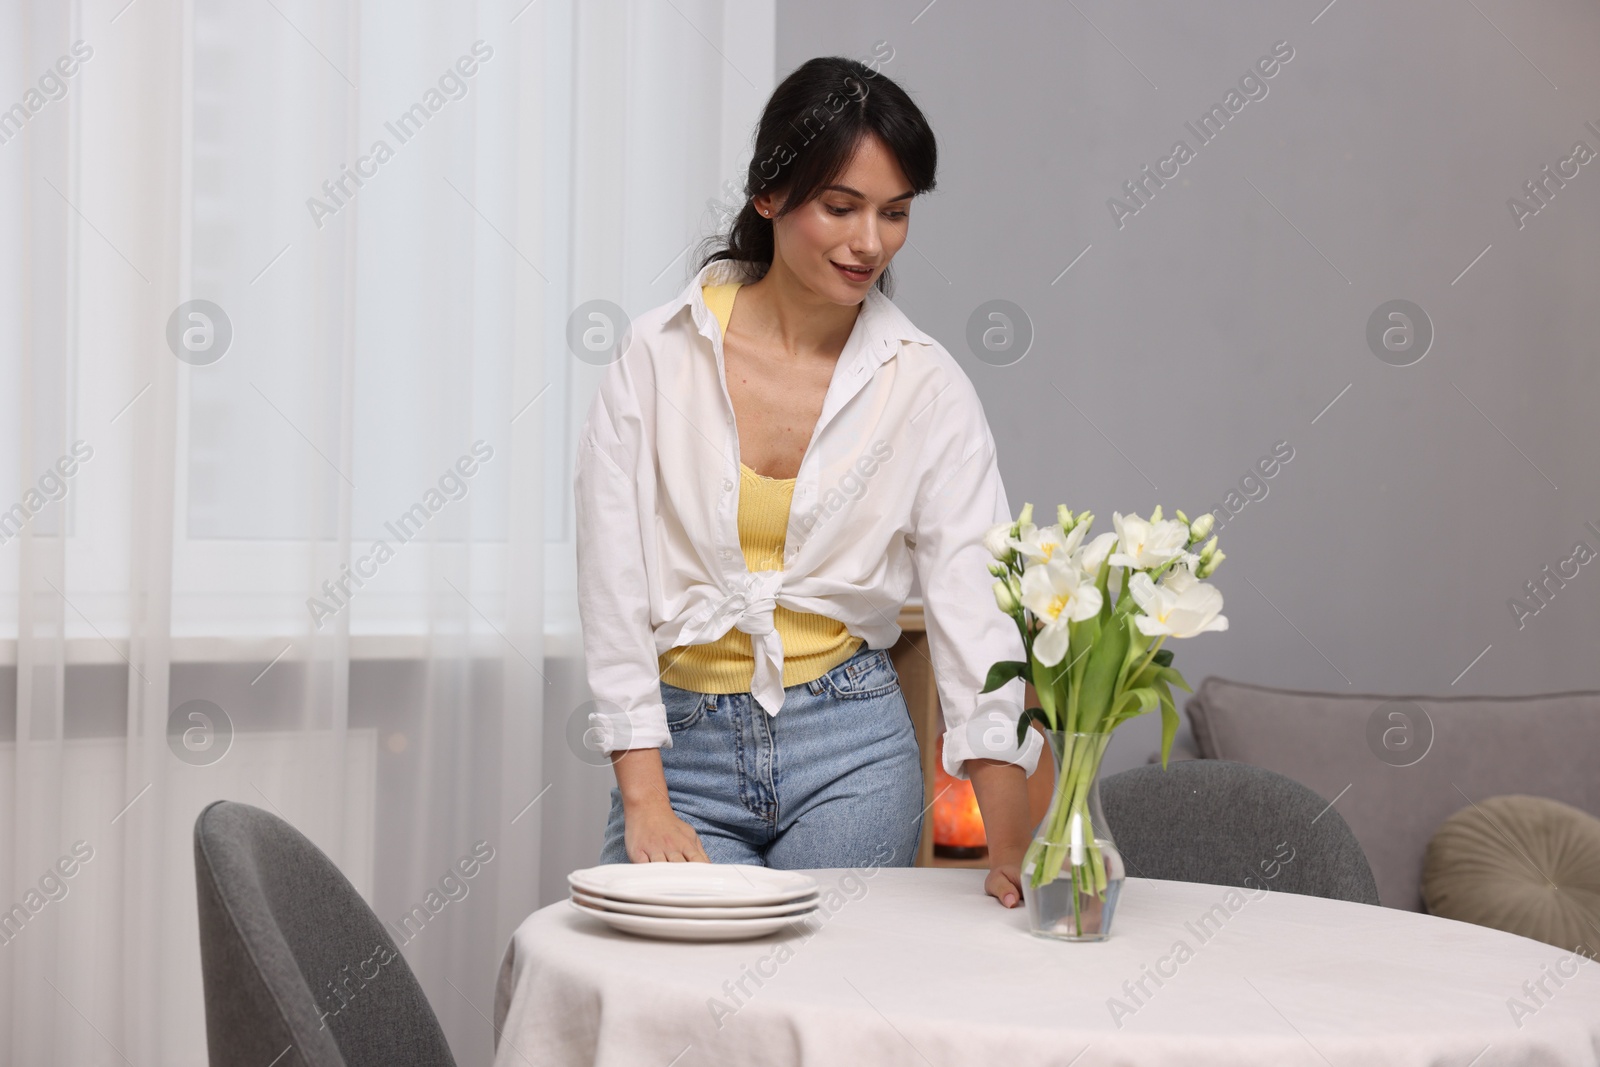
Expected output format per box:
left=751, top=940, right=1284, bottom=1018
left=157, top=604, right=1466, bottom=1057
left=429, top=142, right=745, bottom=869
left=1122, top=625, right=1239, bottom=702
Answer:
left=492, top=867, right=1600, bottom=1067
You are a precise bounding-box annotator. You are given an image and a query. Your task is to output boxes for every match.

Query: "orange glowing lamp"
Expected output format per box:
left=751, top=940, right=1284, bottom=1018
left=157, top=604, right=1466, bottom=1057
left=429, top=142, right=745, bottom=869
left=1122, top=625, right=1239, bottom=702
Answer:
left=932, top=734, right=987, bottom=859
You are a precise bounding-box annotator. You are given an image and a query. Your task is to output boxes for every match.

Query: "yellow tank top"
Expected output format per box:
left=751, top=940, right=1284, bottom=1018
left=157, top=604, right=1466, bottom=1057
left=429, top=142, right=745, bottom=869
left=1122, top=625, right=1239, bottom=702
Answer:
left=657, top=282, right=862, bottom=693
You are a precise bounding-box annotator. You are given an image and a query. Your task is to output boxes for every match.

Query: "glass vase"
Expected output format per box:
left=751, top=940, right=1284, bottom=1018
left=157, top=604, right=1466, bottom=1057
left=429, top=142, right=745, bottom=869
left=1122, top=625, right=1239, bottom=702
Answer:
left=1023, top=730, right=1125, bottom=941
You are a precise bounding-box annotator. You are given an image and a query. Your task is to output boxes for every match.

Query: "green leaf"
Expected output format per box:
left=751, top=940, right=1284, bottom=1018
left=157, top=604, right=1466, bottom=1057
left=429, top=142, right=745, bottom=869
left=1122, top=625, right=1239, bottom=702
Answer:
left=1031, top=651, right=1059, bottom=719
left=1076, top=612, right=1130, bottom=732
left=1126, top=659, right=1159, bottom=691
left=1069, top=615, right=1099, bottom=681
left=1152, top=648, right=1175, bottom=667
left=1033, top=652, right=1072, bottom=693
left=1111, top=685, right=1161, bottom=723
left=1014, top=707, right=1048, bottom=750
left=980, top=660, right=1030, bottom=694
left=1156, top=665, right=1193, bottom=693
left=1159, top=699, right=1180, bottom=770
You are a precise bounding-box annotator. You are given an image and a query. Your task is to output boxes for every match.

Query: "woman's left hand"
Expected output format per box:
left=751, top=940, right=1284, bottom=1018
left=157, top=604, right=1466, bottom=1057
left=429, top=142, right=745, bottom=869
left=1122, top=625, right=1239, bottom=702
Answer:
left=966, top=757, right=1033, bottom=909
left=985, top=861, right=1024, bottom=908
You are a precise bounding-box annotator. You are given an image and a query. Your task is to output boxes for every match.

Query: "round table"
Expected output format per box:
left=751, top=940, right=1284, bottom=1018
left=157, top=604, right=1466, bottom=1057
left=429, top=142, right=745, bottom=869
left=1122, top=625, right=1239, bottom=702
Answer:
left=492, top=867, right=1600, bottom=1066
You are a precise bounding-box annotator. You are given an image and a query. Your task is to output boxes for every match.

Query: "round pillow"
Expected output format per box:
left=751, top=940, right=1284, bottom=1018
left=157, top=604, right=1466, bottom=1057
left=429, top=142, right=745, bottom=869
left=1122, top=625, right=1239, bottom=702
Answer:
left=1422, top=794, right=1600, bottom=956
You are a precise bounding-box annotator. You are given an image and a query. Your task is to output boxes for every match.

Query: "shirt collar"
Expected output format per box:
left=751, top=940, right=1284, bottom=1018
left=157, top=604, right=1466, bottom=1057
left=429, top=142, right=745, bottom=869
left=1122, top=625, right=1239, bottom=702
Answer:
left=672, top=259, right=937, bottom=358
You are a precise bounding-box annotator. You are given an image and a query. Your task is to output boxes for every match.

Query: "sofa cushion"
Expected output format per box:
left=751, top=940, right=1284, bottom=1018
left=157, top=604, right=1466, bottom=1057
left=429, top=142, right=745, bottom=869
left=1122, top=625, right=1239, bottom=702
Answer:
left=1185, top=677, right=1600, bottom=911
left=1422, top=795, right=1600, bottom=956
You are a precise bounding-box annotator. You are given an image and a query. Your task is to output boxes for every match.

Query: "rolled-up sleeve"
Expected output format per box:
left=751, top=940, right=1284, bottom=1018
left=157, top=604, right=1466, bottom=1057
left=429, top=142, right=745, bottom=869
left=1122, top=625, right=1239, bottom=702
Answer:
left=910, top=400, right=1043, bottom=782
left=574, top=388, right=670, bottom=754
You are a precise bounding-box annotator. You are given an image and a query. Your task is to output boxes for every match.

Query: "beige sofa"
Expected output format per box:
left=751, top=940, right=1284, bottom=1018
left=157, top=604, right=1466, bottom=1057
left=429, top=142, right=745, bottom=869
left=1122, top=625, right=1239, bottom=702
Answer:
left=1168, top=677, right=1600, bottom=911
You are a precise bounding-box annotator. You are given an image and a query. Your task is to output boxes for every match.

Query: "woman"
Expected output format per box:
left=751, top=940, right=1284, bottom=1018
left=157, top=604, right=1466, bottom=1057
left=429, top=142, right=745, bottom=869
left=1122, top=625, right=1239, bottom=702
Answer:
left=577, top=57, right=1042, bottom=910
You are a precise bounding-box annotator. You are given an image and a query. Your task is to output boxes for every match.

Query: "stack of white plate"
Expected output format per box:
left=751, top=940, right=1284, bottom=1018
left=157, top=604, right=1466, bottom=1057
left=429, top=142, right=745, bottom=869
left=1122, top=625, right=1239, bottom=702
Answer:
left=567, top=863, right=820, bottom=941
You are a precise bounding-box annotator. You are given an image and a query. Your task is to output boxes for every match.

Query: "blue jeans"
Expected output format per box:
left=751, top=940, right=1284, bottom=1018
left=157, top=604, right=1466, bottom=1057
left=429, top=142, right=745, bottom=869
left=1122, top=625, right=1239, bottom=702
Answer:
left=599, top=645, right=925, bottom=869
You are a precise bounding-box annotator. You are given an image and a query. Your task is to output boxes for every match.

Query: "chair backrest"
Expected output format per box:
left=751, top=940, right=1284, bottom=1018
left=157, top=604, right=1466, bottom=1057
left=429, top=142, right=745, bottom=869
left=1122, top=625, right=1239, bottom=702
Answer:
left=193, top=801, right=457, bottom=1067
left=1100, top=759, right=1380, bottom=906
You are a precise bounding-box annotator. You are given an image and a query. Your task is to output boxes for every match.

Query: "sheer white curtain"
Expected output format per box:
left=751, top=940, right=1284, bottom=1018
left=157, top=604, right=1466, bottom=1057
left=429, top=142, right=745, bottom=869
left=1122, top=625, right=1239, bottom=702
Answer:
left=0, top=0, right=773, bottom=1063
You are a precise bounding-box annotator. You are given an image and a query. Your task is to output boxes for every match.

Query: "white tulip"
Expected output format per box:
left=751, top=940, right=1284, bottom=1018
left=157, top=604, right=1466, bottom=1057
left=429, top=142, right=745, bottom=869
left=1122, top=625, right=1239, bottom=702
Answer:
left=1127, top=572, right=1228, bottom=638
left=1159, top=560, right=1199, bottom=593
left=983, top=522, right=1014, bottom=560
left=993, top=579, right=1020, bottom=614
left=1109, top=512, right=1192, bottom=570
left=1010, top=520, right=1086, bottom=566
left=1074, top=531, right=1118, bottom=576
left=1020, top=557, right=1103, bottom=666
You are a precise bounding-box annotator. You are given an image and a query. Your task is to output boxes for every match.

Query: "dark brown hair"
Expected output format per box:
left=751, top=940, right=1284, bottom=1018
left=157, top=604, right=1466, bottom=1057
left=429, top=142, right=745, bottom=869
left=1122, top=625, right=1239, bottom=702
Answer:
left=697, top=56, right=938, bottom=296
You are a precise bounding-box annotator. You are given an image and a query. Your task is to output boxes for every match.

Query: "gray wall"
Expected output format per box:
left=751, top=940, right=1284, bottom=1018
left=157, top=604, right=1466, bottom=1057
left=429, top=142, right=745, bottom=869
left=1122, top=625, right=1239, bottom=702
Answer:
left=779, top=1, right=1600, bottom=774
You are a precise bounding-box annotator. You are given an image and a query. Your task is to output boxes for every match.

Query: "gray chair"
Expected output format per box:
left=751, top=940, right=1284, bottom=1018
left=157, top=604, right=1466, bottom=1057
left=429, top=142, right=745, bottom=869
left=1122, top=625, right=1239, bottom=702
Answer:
left=1100, top=759, right=1380, bottom=906
left=193, top=800, right=457, bottom=1066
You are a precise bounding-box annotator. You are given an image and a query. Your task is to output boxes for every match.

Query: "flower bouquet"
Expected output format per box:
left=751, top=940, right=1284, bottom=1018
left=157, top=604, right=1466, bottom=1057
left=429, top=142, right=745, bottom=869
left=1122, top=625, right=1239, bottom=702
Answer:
left=982, top=503, right=1228, bottom=939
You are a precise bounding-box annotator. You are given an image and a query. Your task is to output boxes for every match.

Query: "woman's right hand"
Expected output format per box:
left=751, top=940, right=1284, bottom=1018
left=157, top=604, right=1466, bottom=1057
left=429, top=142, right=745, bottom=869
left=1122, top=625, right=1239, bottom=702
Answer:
left=612, top=747, right=710, bottom=862
left=624, top=800, right=710, bottom=863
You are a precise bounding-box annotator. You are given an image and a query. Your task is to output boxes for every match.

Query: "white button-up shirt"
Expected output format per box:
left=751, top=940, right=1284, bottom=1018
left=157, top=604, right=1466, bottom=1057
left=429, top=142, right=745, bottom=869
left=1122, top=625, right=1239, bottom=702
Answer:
left=575, top=259, right=1043, bottom=780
